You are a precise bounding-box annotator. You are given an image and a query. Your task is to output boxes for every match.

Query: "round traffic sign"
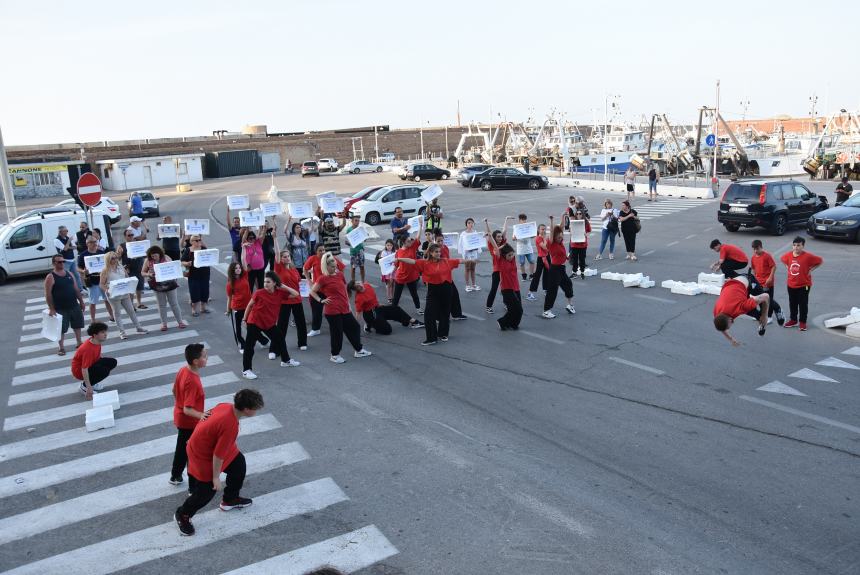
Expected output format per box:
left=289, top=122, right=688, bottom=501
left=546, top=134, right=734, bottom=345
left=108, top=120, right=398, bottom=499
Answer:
left=77, top=172, right=102, bottom=207
left=705, top=134, right=716, bottom=147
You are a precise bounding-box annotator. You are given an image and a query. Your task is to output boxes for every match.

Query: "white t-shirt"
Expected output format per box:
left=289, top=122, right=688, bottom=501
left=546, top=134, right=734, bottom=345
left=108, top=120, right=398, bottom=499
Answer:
left=127, top=226, right=145, bottom=239
left=624, top=171, right=636, bottom=185
left=457, top=230, right=481, bottom=260
left=599, top=208, right=619, bottom=230
left=514, top=236, right=534, bottom=256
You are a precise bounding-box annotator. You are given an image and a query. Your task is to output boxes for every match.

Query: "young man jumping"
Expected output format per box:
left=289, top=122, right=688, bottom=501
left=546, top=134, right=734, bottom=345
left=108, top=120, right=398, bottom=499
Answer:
left=712, top=273, right=770, bottom=346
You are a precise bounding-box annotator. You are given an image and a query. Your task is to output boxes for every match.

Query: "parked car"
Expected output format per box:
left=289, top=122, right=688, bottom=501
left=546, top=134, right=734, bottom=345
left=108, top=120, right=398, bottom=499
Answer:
left=344, top=160, right=383, bottom=174
left=378, top=152, right=396, bottom=162
left=401, top=164, right=450, bottom=182
left=301, top=161, right=320, bottom=177
left=470, top=167, right=549, bottom=191
left=349, top=184, right=427, bottom=226
left=340, top=186, right=385, bottom=217
left=56, top=197, right=121, bottom=224
left=717, top=180, right=828, bottom=235
left=317, top=158, right=339, bottom=172
left=456, top=164, right=495, bottom=187
left=807, top=193, right=860, bottom=242
left=126, top=190, right=160, bottom=217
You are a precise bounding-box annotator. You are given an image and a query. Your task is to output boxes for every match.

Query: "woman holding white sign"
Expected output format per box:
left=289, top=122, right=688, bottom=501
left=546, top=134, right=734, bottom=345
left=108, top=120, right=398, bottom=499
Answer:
left=457, top=218, right=481, bottom=292
left=240, top=228, right=267, bottom=292
left=142, top=246, right=188, bottom=331
left=542, top=216, right=576, bottom=319
left=181, top=235, right=211, bottom=316
left=100, top=251, right=147, bottom=340
left=272, top=245, right=308, bottom=351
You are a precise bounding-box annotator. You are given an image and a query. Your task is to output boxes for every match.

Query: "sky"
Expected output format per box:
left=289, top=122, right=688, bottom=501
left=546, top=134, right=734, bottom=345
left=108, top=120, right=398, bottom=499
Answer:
left=1, top=0, right=857, bottom=146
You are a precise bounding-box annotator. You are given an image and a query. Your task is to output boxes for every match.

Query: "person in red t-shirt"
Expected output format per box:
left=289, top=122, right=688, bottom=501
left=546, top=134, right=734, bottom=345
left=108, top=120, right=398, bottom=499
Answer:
left=303, top=244, right=346, bottom=336
left=779, top=236, right=823, bottom=330
left=567, top=210, right=592, bottom=279
left=169, top=343, right=210, bottom=486
left=541, top=216, right=575, bottom=319
left=225, top=262, right=268, bottom=353
left=396, top=243, right=461, bottom=345
left=174, top=388, right=265, bottom=536
left=750, top=239, right=785, bottom=326
left=712, top=276, right=771, bottom=346
left=392, top=224, right=424, bottom=313
left=485, top=217, right=511, bottom=314
left=310, top=252, right=373, bottom=363
left=527, top=223, right=549, bottom=300
left=241, top=271, right=300, bottom=380
left=71, top=322, right=117, bottom=399
left=709, top=239, right=748, bottom=278
left=486, top=237, right=522, bottom=331
left=347, top=280, right=424, bottom=335
left=272, top=244, right=308, bottom=351
left=433, top=229, right=468, bottom=321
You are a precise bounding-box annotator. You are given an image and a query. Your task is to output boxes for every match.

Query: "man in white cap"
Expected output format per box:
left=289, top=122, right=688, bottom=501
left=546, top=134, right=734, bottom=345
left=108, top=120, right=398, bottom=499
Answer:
left=127, top=216, right=148, bottom=240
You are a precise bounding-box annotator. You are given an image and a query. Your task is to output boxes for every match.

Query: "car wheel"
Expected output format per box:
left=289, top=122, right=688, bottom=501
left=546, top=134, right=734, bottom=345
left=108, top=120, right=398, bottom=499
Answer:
left=771, top=214, right=787, bottom=236
left=528, top=179, right=540, bottom=190
left=0, top=267, right=7, bottom=286
left=353, top=168, right=360, bottom=174
left=441, top=173, right=449, bottom=180
left=375, top=166, right=382, bottom=173
left=855, top=228, right=860, bottom=244
left=413, top=175, right=421, bottom=182
left=724, top=224, right=740, bottom=232
left=365, top=212, right=381, bottom=226
left=461, top=182, right=470, bottom=187
left=418, top=206, right=426, bottom=216
left=154, top=209, right=160, bottom=217
left=481, top=180, right=493, bottom=191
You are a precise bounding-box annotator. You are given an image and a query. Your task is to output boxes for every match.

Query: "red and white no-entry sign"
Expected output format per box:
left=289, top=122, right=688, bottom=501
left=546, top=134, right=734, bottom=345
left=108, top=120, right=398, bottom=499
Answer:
left=77, top=172, right=102, bottom=207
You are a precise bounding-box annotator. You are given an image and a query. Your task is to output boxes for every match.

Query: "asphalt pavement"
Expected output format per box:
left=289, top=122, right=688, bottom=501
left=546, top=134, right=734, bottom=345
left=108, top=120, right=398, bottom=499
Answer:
left=0, top=170, right=858, bottom=574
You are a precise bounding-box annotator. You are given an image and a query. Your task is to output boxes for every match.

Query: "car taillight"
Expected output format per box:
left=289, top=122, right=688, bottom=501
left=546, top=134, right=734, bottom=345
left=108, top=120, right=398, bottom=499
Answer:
left=759, top=184, right=767, bottom=205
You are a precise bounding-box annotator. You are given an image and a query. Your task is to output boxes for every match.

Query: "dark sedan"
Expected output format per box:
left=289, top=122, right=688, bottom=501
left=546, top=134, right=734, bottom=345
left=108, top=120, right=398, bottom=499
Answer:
left=470, top=167, right=549, bottom=190
left=456, top=164, right=495, bottom=187
left=807, top=194, right=860, bottom=242
left=402, top=163, right=450, bottom=182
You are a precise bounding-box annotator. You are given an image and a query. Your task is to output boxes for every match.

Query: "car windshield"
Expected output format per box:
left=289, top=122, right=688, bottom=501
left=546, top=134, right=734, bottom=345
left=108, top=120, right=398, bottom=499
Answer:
left=368, top=187, right=394, bottom=201
left=352, top=187, right=376, bottom=198
left=139, top=193, right=154, bottom=200
left=303, top=162, right=316, bottom=167
left=842, top=195, right=860, bottom=208
left=723, top=184, right=762, bottom=202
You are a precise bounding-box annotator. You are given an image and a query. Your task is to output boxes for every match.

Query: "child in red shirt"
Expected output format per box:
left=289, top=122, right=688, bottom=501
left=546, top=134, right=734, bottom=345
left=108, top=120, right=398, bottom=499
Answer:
left=712, top=275, right=770, bottom=346
left=486, top=238, right=523, bottom=331
left=779, top=236, right=823, bottom=330
left=348, top=280, right=423, bottom=335
left=709, top=239, right=748, bottom=278
left=527, top=224, right=549, bottom=300
left=749, top=239, right=785, bottom=326
left=71, top=322, right=117, bottom=399
left=395, top=243, right=461, bottom=345
left=169, top=343, right=209, bottom=486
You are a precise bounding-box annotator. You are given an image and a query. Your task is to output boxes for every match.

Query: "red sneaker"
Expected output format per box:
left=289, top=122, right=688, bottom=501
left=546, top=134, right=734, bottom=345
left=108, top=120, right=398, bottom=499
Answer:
left=799, top=322, right=807, bottom=331
left=783, top=320, right=798, bottom=328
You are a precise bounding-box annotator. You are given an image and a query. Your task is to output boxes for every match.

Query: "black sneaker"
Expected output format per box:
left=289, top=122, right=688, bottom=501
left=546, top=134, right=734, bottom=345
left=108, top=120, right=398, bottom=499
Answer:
left=498, top=319, right=508, bottom=331
left=364, top=326, right=372, bottom=333
left=485, top=307, right=494, bottom=314
left=758, top=324, right=766, bottom=337
left=410, top=321, right=425, bottom=328
left=451, top=315, right=467, bottom=321
left=220, top=496, right=253, bottom=511
left=775, top=309, right=785, bottom=326
left=175, top=508, right=195, bottom=536
left=168, top=475, right=184, bottom=486
left=420, top=339, right=437, bottom=346
left=439, top=336, right=449, bottom=342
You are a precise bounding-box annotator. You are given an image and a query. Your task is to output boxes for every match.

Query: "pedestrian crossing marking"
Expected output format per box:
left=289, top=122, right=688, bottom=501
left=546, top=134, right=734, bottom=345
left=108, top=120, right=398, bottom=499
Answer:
left=24, top=293, right=156, bottom=313
left=756, top=381, right=807, bottom=396
left=787, top=368, right=838, bottom=383
left=22, top=311, right=162, bottom=331
left=815, top=357, right=859, bottom=370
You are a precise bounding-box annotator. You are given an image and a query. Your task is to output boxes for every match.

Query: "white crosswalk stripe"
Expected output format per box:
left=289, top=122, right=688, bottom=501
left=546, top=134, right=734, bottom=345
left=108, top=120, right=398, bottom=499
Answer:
left=22, top=311, right=163, bottom=330
left=24, top=293, right=157, bottom=313
left=17, top=319, right=170, bottom=353
left=631, top=198, right=712, bottom=221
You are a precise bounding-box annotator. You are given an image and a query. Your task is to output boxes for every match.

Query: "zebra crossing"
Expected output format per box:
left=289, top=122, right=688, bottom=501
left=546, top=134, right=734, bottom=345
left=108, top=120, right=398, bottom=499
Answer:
left=0, top=295, right=397, bottom=573
left=632, top=198, right=713, bottom=220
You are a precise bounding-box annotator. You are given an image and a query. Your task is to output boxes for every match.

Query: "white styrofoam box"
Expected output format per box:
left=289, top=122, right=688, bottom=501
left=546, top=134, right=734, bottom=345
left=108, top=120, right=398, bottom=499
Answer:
left=847, top=323, right=860, bottom=338
left=661, top=280, right=678, bottom=289
left=92, top=389, right=120, bottom=411
left=640, top=280, right=655, bottom=288
left=824, top=313, right=860, bottom=328
left=851, top=307, right=860, bottom=315
left=85, top=405, right=115, bottom=432
left=697, top=272, right=726, bottom=286
left=698, top=283, right=722, bottom=296
left=600, top=272, right=623, bottom=280
left=671, top=283, right=702, bottom=296
left=583, top=268, right=598, bottom=277
left=622, top=274, right=644, bottom=287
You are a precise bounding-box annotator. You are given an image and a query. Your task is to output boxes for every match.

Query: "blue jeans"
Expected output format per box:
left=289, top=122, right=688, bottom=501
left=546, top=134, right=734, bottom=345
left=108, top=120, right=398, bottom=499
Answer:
left=598, top=229, right=616, bottom=255
left=649, top=180, right=657, bottom=193
left=64, top=260, right=83, bottom=290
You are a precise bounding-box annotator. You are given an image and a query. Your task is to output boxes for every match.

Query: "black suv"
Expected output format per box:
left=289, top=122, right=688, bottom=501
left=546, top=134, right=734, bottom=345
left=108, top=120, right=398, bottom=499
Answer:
left=717, top=180, right=828, bottom=236
left=402, top=163, right=450, bottom=182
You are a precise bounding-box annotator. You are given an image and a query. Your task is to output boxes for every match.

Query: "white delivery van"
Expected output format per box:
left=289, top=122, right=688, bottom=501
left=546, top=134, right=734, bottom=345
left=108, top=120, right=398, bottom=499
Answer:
left=0, top=209, right=114, bottom=284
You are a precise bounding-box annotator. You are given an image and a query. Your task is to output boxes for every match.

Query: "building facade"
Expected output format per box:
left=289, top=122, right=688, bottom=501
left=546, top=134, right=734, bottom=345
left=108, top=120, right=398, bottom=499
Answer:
left=96, top=154, right=203, bottom=191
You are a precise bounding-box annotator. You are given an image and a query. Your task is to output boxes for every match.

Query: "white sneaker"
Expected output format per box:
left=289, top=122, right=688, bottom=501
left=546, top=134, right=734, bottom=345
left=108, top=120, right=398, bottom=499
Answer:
left=330, top=355, right=345, bottom=364
left=354, top=349, right=372, bottom=358
left=416, top=308, right=424, bottom=315
left=280, top=359, right=300, bottom=367
left=472, top=285, right=482, bottom=291
left=238, top=346, right=244, bottom=354
left=767, top=317, right=773, bottom=325
left=542, top=310, right=556, bottom=319
left=464, top=285, right=473, bottom=292
left=299, top=345, right=307, bottom=351
left=79, top=383, right=98, bottom=396
left=565, top=305, right=576, bottom=315
left=307, top=330, right=321, bottom=337
left=267, top=352, right=276, bottom=360
left=608, top=254, right=614, bottom=260
left=594, top=254, right=602, bottom=260
left=242, top=370, right=258, bottom=380
left=526, top=292, right=536, bottom=301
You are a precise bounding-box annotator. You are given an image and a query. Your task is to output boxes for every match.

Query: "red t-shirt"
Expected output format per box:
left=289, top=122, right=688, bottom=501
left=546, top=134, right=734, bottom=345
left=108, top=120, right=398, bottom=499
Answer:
left=750, top=251, right=776, bottom=286
left=713, top=279, right=757, bottom=319
left=173, top=366, right=205, bottom=429
left=394, top=242, right=420, bottom=284
left=487, top=237, right=506, bottom=272
left=354, top=282, right=379, bottom=313
left=719, top=244, right=748, bottom=264
left=413, top=258, right=460, bottom=284
left=302, top=254, right=345, bottom=282
left=546, top=241, right=567, bottom=266
left=274, top=263, right=302, bottom=305
left=186, top=403, right=240, bottom=482
left=535, top=235, right=548, bottom=257
left=569, top=220, right=592, bottom=248
left=226, top=278, right=251, bottom=311
left=246, top=288, right=281, bottom=329
left=498, top=255, right=520, bottom=291
left=780, top=251, right=823, bottom=288
left=439, top=244, right=450, bottom=259
left=315, top=272, right=350, bottom=315
left=71, top=339, right=101, bottom=380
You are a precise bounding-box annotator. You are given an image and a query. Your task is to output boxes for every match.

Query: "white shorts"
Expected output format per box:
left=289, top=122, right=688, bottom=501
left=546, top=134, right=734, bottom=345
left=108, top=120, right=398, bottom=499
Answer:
left=463, top=249, right=479, bottom=261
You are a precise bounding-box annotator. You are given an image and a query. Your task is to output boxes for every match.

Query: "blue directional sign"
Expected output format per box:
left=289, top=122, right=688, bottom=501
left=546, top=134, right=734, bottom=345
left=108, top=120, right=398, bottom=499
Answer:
left=705, top=134, right=716, bottom=147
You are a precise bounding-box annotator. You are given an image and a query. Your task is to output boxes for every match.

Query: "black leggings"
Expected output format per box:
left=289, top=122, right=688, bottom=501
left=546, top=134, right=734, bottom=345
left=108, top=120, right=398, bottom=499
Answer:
left=230, top=309, right=268, bottom=349
left=425, top=283, right=453, bottom=341
left=247, top=268, right=265, bottom=292
left=787, top=286, right=810, bottom=322
left=171, top=427, right=195, bottom=480
left=325, top=313, right=363, bottom=356
left=310, top=292, right=325, bottom=331
left=449, top=283, right=463, bottom=317
left=363, top=305, right=413, bottom=335
left=544, top=264, right=573, bottom=311
left=178, top=452, right=246, bottom=518
left=243, top=323, right=289, bottom=370
left=720, top=258, right=747, bottom=279
left=498, top=289, right=523, bottom=329
left=529, top=257, right=547, bottom=293
left=393, top=280, right=421, bottom=309
left=271, top=303, right=308, bottom=350
left=486, top=271, right=500, bottom=308
left=84, top=357, right=117, bottom=385
left=569, top=247, right=586, bottom=273
left=621, top=229, right=636, bottom=253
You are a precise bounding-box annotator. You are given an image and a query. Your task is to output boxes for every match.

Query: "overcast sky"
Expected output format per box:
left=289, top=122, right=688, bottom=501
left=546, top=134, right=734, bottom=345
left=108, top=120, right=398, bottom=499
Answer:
left=1, top=0, right=856, bottom=145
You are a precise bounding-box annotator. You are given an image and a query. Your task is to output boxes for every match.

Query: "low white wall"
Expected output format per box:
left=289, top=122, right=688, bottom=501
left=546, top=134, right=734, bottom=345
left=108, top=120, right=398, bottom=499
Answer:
left=548, top=176, right=719, bottom=200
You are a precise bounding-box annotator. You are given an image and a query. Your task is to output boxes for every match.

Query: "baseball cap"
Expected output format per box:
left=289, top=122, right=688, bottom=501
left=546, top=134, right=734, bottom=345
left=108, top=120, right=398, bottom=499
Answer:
left=130, top=216, right=142, bottom=222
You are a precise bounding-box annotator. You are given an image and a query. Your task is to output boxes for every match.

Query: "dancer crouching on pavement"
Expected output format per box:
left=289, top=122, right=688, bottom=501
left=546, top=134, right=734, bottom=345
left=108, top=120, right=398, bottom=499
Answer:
left=310, top=252, right=372, bottom=363
left=541, top=216, right=575, bottom=319
left=348, top=280, right=424, bottom=334
left=395, top=243, right=460, bottom=345
left=303, top=244, right=346, bottom=337
left=72, top=322, right=117, bottom=399
left=484, top=222, right=522, bottom=331
left=272, top=244, right=308, bottom=353
left=241, top=271, right=300, bottom=380
left=712, top=273, right=770, bottom=346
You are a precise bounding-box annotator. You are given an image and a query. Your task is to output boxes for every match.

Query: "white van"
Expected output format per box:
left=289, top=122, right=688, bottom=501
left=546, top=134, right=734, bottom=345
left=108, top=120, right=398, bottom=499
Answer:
left=0, top=209, right=115, bottom=284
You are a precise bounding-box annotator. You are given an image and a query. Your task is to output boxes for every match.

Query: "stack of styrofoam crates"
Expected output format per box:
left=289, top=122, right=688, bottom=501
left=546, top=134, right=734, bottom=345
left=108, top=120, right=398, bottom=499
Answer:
left=601, top=271, right=655, bottom=288
left=660, top=280, right=702, bottom=296
left=825, top=307, right=860, bottom=338
left=697, top=272, right=725, bottom=295
left=85, top=389, right=120, bottom=432
left=583, top=267, right=598, bottom=277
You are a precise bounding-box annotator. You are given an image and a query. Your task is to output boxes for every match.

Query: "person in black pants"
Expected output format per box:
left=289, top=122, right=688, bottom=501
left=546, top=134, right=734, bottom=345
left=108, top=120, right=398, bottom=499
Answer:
left=710, top=239, right=748, bottom=279
left=542, top=216, right=576, bottom=318
left=486, top=239, right=523, bottom=330
left=70, top=322, right=117, bottom=398
left=484, top=218, right=510, bottom=313
left=392, top=234, right=423, bottom=312
left=433, top=230, right=468, bottom=321
left=396, top=244, right=460, bottom=345
left=160, top=216, right=181, bottom=261
left=240, top=272, right=299, bottom=380
left=618, top=200, right=639, bottom=261
left=348, top=281, right=423, bottom=334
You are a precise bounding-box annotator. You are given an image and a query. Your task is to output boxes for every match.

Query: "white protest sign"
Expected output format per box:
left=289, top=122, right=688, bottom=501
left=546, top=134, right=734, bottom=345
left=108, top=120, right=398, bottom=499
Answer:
left=570, top=220, right=586, bottom=243
left=126, top=240, right=150, bottom=259
left=512, top=221, right=537, bottom=239
left=462, top=232, right=484, bottom=251
left=184, top=219, right=210, bottom=235
left=315, top=191, right=337, bottom=206
left=443, top=233, right=458, bottom=248
left=260, top=202, right=282, bottom=217
left=320, top=196, right=344, bottom=214
left=158, top=224, right=181, bottom=238
left=345, top=226, right=368, bottom=248
left=84, top=254, right=106, bottom=273
left=154, top=260, right=183, bottom=282
left=421, top=184, right=444, bottom=204
left=379, top=253, right=396, bottom=276
left=227, top=195, right=250, bottom=210
left=298, top=279, right=310, bottom=298
left=193, top=248, right=220, bottom=268
left=289, top=201, right=314, bottom=219
left=407, top=216, right=422, bottom=233
left=239, top=210, right=264, bottom=227
left=109, top=277, right=138, bottom=297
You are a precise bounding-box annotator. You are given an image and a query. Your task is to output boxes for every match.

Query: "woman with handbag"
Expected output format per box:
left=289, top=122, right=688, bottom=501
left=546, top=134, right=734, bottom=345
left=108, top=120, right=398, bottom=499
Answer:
left=618, top=200, right=640, bottom=261
left=100, top=251, right=148, bottom=340
left=141, top=246, right=188, bottom=332
left=180, top=235, right=211, bottom=316
left=595, top=199, right=619, bottom=260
